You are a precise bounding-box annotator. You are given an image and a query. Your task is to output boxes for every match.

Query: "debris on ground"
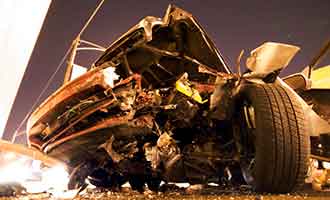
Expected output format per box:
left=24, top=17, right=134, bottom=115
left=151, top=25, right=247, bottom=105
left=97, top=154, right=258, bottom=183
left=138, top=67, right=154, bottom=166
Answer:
left=0, top=182, right=26, bottom=197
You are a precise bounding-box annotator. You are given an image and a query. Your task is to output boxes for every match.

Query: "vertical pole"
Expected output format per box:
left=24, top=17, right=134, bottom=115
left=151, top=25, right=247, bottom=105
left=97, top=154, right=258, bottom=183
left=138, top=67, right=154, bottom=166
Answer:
left=307, top=40, right=330, bottom=79
left=63, top=38, right=80, bottom=84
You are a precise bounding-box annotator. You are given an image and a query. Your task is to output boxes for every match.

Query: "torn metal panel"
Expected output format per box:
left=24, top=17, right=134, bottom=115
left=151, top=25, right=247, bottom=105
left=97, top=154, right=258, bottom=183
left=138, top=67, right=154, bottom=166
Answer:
left=94, top=5, right=230, bottom=89
left=210, top=75, right=238, bottom=120
left=246, top=42, right=300, bottom=75
left=27, top=68, right=112, bottom=131
left=100, top=135, right=138, bottom=163
left=28, top=73, right=142, bottom=150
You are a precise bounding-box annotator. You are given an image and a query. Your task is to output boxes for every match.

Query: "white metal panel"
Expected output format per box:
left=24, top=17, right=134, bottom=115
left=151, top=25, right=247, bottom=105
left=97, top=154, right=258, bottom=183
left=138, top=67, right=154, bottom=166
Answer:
left=246, top=42, right=300, bottom=74
left=71, top=64, right=87, bottom=81
left=0, top=0, right=51, bottom=138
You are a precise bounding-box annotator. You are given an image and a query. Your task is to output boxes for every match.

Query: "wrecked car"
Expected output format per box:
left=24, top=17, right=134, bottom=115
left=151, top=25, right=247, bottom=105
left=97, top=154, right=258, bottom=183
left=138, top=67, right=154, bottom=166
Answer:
left=27, top=5, right=319, bottom=193
left=283, top=40, right=330, bottom=189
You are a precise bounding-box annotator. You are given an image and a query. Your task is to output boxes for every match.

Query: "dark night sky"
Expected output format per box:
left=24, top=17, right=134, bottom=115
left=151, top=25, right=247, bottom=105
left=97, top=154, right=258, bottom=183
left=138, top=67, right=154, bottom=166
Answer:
left=4, top=0, right=330, bottom=140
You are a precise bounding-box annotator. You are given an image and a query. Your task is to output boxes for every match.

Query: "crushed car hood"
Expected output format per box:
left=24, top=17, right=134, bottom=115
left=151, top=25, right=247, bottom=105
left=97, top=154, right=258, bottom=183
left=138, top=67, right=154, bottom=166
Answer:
left=27, top=5, right=231, bottom=144
left=93, top=4, right=231, bottom=88
left=26, top=5, right=232, bottom=166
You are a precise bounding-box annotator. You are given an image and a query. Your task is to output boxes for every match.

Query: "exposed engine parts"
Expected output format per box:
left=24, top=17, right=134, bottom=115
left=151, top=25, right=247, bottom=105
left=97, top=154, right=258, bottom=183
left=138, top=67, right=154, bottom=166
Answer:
left=26, top=5, right=314, bottom=194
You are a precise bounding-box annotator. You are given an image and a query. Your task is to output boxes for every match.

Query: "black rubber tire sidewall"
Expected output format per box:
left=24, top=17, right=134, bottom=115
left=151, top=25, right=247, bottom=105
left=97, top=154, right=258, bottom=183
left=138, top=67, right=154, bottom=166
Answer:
left=238, top=83, right=310, bottom=193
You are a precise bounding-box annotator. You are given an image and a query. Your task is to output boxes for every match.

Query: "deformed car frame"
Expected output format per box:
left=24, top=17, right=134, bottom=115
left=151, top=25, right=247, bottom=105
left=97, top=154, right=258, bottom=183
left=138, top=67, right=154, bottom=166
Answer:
left=27, top=5, right=324, bottom=193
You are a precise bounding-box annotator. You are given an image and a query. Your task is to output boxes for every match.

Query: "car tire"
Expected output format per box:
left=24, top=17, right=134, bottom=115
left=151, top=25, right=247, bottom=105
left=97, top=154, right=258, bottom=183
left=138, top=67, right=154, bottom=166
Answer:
left=238, top=83, right=310, bottom=193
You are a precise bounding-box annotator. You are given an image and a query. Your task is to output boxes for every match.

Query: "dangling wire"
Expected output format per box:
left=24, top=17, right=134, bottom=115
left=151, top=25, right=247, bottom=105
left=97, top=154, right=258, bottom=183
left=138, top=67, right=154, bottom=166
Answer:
left=76, top=0, right=106, bottom=38
left=307, top=39, right=330, bottom=78
left=11, top=0, right=106, bottom=143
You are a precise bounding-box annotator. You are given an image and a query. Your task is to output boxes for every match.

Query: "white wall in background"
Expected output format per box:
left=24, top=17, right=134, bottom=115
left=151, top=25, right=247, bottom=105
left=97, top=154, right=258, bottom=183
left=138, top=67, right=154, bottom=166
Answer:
left=0, top=0, right=52, bottom=138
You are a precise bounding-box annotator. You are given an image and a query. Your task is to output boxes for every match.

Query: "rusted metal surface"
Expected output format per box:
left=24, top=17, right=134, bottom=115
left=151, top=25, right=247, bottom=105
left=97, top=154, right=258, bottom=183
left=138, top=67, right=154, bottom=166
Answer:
left=27, top=68, right=110, bottom=131
left=45, top=114, right=134, bottom=153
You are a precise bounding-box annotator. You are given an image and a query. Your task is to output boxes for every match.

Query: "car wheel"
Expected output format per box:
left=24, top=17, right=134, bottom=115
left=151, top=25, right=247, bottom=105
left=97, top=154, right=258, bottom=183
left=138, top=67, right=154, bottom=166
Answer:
left=238, top=83, right=310, bottom=193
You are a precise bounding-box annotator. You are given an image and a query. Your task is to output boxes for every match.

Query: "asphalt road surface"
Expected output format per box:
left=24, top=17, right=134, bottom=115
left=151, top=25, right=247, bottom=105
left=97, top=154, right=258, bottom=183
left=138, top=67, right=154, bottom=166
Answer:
left=1, top=184, right=330, bottom=200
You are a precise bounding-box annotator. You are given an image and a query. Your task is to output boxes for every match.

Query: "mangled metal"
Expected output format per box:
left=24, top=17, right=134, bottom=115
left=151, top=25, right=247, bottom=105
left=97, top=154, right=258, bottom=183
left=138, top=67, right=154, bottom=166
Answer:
left=24, top=4, right=330, bottom=194
left=246, top=42, right=300, bottom=75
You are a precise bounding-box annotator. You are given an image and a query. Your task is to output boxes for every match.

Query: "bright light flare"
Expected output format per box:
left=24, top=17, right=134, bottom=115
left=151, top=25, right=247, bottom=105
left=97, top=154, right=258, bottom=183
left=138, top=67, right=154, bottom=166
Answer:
left=42, top=166, right=69, bottom=192
left=0, top=152, right=69, bottom=195
left=22, top=165, right=69, bottom=194
left=0, top=156, right=31, bottom=184
left=323, top=162, right=330, bottom=169
left=3, top=152, right=17, bottom=161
